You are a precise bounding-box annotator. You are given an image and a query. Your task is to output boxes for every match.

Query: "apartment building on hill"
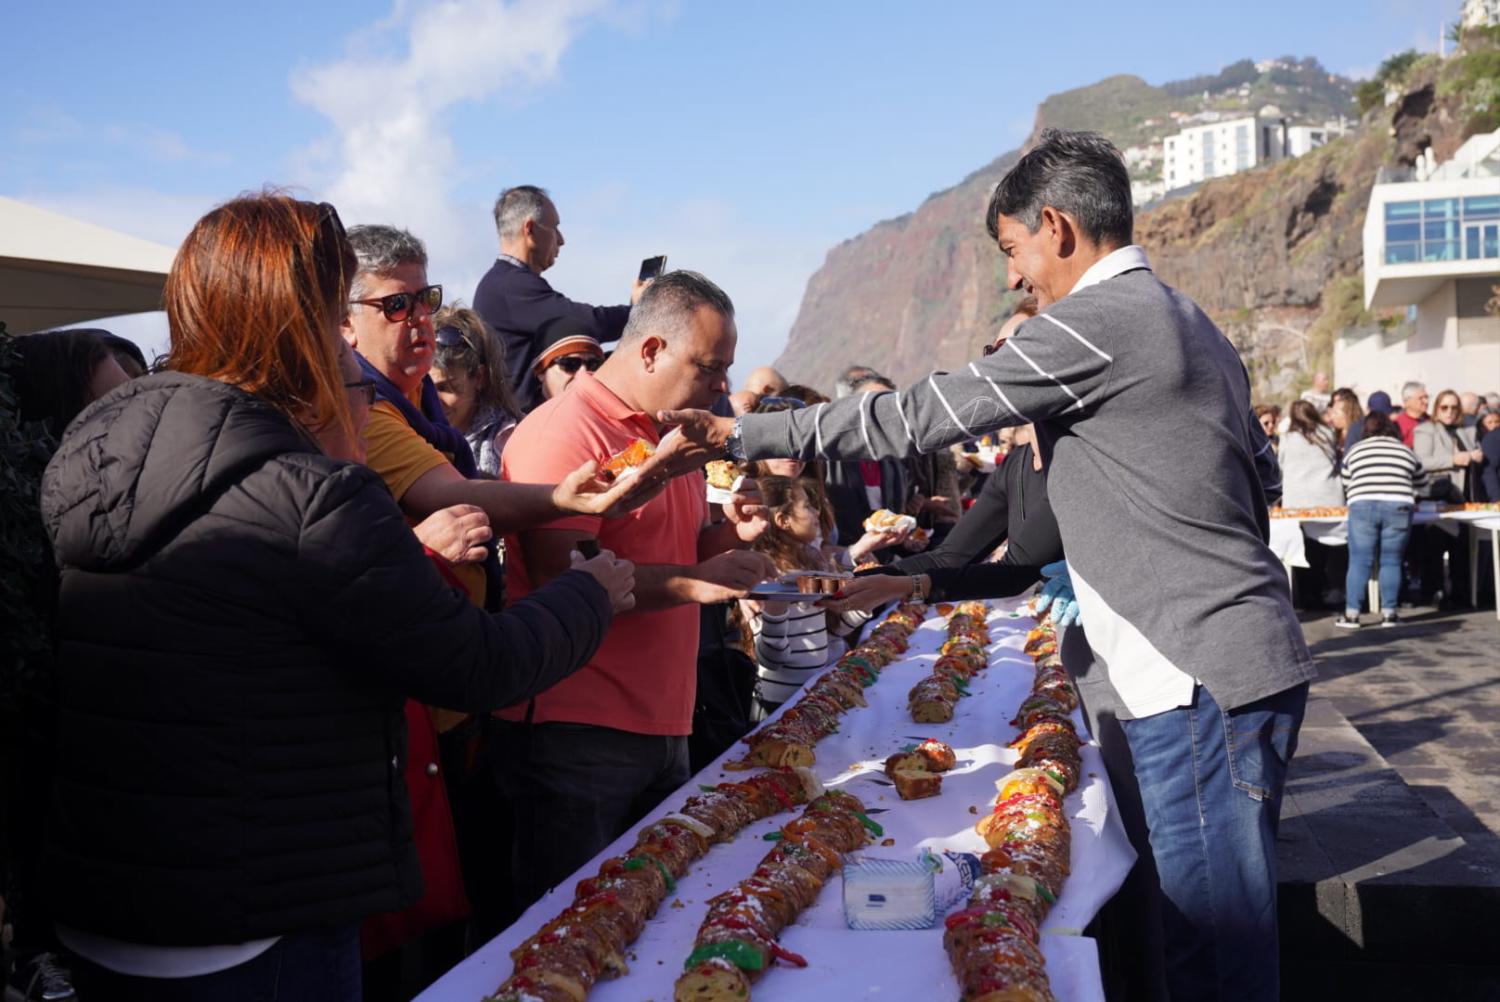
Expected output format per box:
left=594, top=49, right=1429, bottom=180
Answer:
left=1339, top=129, right=1500, bottom=395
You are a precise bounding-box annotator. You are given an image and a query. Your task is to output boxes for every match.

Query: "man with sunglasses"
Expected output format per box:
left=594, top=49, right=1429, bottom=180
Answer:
left=342, top=224, right=645, bottom=610
left=532, top=315, right=605, bottom=402
left=474, top=185, right=649, bottom=413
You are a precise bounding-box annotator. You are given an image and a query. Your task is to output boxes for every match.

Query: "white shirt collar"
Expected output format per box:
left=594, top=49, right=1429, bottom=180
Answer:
left=1069, top=244, right=1152, bottom=296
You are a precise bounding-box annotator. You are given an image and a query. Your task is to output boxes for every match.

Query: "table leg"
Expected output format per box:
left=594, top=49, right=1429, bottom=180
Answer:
left=1491, top=529, right=1499, bottom=624
left=1368, top=578, right=1379, bottom=617
left=1469, top=525, right=1479, bottom=609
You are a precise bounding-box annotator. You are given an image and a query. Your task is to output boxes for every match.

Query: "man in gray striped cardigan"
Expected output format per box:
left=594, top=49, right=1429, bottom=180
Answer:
left=646, top=129, right=1313, bottom=1002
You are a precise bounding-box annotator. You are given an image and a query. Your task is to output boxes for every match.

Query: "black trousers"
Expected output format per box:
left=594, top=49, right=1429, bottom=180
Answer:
left=490, top=721, right=689, bottom=918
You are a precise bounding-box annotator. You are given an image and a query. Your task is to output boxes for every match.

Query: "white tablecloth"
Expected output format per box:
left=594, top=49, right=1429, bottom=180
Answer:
left=418, top=599, right=1135, bottom=1002
left=1268, top=508, right=1500, bottom=569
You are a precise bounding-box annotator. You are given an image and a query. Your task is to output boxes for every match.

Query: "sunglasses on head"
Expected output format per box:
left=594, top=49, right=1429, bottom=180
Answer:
left=435, top=324, right=479, bottom=355
left=344, top=377, right=377, bottom=408
left=548, top=354, right=603, bottom=374
left=756, top=395, right=807, bottom=411
left=350, top=284, right=443, bottom=323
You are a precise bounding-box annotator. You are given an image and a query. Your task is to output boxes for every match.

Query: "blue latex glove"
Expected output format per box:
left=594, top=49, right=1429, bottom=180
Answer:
left=1032, top=560, right=1082, bottom=629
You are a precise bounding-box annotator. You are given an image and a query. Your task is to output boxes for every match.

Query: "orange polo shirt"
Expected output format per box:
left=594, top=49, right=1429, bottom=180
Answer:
left=499, top=373, right=707, bottom=735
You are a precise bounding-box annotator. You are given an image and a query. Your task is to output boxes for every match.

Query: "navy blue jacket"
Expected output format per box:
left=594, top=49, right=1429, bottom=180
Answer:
left=472, top=258, right=631, bottom=411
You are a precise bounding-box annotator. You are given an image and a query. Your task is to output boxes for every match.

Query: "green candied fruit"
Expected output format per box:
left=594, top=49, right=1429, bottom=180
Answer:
left=622, top=854, right=676, bottom=892
left=685, top=940, right=766, bottom=972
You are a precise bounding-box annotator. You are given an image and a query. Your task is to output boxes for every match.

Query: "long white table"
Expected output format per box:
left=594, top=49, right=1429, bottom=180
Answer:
left=1269, top=508, right=1500, bottom=621
left=418, top=599, right=1136, bottom=1001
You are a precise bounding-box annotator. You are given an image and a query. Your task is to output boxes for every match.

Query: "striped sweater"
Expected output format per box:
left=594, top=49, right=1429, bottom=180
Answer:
left=745, top=602, right=868, bottom=707
left=740, top=245, right=1314, bottom=719
left=1340, top=436, right=1428, bottom=503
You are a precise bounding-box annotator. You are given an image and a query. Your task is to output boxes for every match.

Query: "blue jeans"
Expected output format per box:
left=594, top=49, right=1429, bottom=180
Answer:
left=1344, top=499, right=1413, bottom=613
left=1119, top=682, right=1308, bottom=1002
left=69, top=925, right=361, bottom=1002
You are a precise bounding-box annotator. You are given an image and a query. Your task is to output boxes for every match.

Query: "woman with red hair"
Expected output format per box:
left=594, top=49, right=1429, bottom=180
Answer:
left=40, top=194, right=637, bottom=1000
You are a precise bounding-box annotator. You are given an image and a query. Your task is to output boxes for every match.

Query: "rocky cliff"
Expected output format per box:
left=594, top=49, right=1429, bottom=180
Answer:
left=774, top=42, right=1492, bottom=400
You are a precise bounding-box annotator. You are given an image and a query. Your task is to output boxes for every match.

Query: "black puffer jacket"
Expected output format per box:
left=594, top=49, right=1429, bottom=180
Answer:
left=40, top=372, right=611, bottom=945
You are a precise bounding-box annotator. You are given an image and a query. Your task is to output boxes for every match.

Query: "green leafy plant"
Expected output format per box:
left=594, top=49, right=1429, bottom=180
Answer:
left=1355, top=50, right=1421, bottom=115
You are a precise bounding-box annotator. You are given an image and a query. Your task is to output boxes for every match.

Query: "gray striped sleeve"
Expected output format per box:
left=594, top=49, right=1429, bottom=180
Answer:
left=743, top=301, right=1114, bottom=462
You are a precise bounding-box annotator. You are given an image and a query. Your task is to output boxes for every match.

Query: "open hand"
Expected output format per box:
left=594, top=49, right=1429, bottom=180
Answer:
left=847, top=526, right=907, bottom=564
left=412, top=504, right=492, bottom=564
left=552, top=458, right=670, bottom=519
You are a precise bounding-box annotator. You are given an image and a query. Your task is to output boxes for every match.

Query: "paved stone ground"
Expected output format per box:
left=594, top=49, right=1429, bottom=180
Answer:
left=1300, top=605, right=1500, bottom=854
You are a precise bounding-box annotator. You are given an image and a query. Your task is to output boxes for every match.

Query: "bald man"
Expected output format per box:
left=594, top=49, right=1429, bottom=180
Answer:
left=743, top=366, right=787, bottom=398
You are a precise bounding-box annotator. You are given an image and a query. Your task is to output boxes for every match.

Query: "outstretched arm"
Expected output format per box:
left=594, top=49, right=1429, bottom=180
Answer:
left=633, top=305, right=1114, bottom=493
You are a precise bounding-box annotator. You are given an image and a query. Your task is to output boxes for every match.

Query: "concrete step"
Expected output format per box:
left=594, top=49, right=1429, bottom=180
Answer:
left=1277, top=694, right=1500, bottom=998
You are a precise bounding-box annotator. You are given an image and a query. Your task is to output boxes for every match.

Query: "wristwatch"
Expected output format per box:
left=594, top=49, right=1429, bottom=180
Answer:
left=725, top=415, right=748, bottom=462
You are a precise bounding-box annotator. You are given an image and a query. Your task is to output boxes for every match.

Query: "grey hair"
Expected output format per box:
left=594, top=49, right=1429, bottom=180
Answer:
left=835, top=364, right=885, bottom=398
left=851, top=376, right=896, bottom=394
left=618, top=270, right=734, bottom=344
left=986, top=128, right=1133, bottom=248
left=1400, top=380, right=1427, bottom=401
left=346, top=224, right=427, bottom=299
left=493, top=185, right=551, bottom=241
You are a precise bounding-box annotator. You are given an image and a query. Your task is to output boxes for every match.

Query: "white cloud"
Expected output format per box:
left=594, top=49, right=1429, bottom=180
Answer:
left=287, top=0, right=815, bottom=380
left=289, top=0, right=608, bottom=256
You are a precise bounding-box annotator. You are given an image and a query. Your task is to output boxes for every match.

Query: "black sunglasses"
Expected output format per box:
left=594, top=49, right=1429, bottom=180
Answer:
left=344, top=378, right=377, bottom=408
left=350, top=284, right=443, bottom=323
left=548, top=354, right=603, bottom=374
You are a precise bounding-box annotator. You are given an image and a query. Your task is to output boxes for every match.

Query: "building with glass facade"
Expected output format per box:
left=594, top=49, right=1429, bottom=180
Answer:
left=1342, top=129, right=1500, bottom=395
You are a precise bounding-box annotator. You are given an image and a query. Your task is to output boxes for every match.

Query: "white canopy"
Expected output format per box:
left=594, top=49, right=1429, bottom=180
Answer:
left=0, top=196, right=178, bottom=334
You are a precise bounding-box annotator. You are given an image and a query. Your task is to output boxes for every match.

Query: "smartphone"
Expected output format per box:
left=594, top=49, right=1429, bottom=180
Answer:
left=638, top=255, right=667, bottom=282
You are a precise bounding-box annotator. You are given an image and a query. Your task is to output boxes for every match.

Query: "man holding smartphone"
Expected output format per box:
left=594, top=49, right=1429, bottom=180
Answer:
left=474, top=184, right=659, bottom=411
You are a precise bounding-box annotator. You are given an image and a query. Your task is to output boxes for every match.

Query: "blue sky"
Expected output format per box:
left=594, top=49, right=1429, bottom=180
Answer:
left=2, top=0, right=1457, bottom=377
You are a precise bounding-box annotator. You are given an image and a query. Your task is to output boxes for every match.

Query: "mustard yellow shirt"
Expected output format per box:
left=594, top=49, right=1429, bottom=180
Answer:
left=363, top=399, right=487, bottom=606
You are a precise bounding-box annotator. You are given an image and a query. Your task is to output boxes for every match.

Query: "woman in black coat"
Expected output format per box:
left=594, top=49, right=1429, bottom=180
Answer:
left=42, top=195, right=641, bottom=1002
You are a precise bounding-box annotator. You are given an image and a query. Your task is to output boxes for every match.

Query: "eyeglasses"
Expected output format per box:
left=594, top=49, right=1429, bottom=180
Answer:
left=350, top=284, right=443, bottom=323
left=344, top=378, right=377, bottom=408
left=435, top=324, right=479, bottom=355
left=547, top=354, right=603, bottom=374
left=1436, top=403, right=1459, bottom=411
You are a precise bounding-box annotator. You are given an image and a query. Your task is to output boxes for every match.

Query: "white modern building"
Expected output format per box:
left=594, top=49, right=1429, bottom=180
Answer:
left=1286, top=122, right=1344, bottom=158
left=1162, top=112, right=1347, bottom=191
left=1130, top=178, right=1166, bottom=207
left=1339, top=129, right=1500, bottom=396
left=1461, top=0, right=1499, bottom=29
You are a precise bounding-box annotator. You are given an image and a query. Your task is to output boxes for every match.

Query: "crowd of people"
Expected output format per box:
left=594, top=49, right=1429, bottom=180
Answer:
left=0, top=130, right=1425, bottom=1002
left=1256, top=375, right=1500, bottom=625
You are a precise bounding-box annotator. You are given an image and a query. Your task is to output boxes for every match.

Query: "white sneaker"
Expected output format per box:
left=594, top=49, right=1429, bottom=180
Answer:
left=1334, top=613, right=1362, bottom=630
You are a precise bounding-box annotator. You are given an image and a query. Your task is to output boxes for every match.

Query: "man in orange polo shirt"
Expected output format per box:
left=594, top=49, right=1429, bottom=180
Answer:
left=496, top=271, right=777, bottom=911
